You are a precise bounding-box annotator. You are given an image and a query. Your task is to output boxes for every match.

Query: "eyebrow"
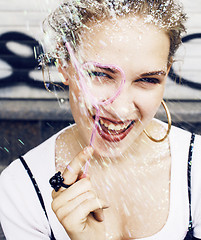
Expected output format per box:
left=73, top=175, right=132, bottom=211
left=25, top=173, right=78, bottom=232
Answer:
left=94, top=66, right=117, bottom=74
left=140, top=71, right=167, bottom=77
left=85, top=62, right=167, bottom=76
left=93, top=67, right=166, bottom=76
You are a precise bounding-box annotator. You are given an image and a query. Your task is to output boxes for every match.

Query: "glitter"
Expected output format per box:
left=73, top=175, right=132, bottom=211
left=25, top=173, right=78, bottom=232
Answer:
left=41, top=0, right=186, bottom=70
left=144, top=14, right=154, bottom=23
left=106, top=185, right=111, bottom=191
left=46, top=122, right=54, bottom=128
left=67, top=165, right=74, bottom=172
left=18, top=139, right=24, bottom=145
left=54, top=59, right=58, bottom=67
left=40, top=0, right=186, bottom=174
left=60, top=98, right=65, bottom=104
left=58, top=72, right=66, bottom=83
left=33, top=46, right=37, bottom=59
left=122, top=202, right=130, bottom=216
left=4, top=147, right=9, bottom=153
left=103, top=161, right=109, bottom=167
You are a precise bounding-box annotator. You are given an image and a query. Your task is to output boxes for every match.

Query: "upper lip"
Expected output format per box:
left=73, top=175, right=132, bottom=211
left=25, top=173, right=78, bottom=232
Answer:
left=88, top=107, right=135, bottom=125
left=95, top=116, right=133, bottom=125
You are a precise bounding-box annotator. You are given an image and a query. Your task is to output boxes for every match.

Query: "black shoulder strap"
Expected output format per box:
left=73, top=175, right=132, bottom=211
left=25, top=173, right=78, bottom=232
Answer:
left=19, top=156, right=56, bottom=240
left=187, top=133, right=195, bottom=232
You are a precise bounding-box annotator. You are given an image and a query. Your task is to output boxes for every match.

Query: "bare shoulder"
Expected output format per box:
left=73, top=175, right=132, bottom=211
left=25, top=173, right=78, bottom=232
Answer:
left=56, top=124, right=76, bottom=143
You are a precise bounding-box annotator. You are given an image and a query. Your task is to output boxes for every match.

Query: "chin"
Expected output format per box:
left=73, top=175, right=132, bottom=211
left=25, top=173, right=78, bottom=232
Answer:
left=91, top=127, right=137, bottom=159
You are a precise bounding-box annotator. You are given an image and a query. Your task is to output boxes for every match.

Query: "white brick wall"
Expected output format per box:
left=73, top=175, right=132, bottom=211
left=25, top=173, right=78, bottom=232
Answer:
left=164, top=0, right=201, bottom=99
left=0, top=0, right=201, bottom=100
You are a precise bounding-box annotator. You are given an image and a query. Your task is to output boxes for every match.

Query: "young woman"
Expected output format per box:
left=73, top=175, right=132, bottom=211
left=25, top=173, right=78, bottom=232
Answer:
left=1, top=0, right=201, bottom=239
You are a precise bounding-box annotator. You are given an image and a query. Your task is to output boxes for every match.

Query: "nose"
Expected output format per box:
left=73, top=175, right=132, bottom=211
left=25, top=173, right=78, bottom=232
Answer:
left=103, top=86, right=136, bottom=120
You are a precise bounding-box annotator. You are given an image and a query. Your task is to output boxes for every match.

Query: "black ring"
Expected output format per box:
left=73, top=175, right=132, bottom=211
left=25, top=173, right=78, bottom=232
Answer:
left=49, top=171, right=71, bottom=192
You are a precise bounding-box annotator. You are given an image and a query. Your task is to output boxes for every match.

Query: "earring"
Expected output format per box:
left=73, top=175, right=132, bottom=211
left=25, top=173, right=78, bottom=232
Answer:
left=143, top=100, right=171, bottom=143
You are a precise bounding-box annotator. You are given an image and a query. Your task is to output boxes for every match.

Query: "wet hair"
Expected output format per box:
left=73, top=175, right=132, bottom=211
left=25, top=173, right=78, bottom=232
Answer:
left=41, top=0, right=186, bottom=64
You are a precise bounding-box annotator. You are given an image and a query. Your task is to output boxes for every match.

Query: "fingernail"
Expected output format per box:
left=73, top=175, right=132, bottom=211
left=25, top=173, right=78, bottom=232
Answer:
left=67, top=164, right=74, bottom=173
left=97, top=198, right=110, bottom=210
left=102, top=205, right=110, bottom=210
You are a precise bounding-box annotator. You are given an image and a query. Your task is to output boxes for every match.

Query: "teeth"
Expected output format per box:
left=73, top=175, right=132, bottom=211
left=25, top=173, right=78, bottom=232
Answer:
left=99, top=119, right=105, bottom=128
left=99, top=118, right=129, bottom=131
left=108, top=123, right=115, bottom=130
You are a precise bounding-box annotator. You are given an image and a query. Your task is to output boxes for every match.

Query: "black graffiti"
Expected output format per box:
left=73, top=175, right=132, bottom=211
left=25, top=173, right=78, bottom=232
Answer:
left=169, top=33, right=201, bottom=90
left=0, top=31, right=201, bottom=90
left=0, top=31, right=58, bottom=89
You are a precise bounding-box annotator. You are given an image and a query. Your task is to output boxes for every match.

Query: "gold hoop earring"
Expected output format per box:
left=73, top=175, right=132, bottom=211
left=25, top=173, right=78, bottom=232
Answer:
left=143, top=100, right=171, bottom=143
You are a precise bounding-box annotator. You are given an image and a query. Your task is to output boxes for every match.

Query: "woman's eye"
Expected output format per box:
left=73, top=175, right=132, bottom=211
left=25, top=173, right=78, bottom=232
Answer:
left=135, top=78, right=160, bottom=84
left=88, top=71, right=113, bottom=79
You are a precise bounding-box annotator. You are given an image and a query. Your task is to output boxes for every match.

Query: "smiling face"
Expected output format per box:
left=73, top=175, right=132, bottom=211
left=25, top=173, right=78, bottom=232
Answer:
left=64, top=17, right=170, bottom=158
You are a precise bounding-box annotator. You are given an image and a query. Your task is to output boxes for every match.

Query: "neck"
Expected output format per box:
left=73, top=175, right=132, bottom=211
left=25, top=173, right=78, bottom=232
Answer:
left=90, top=133, right=170, bottom=173
left=61, top=122, right=170, bottom=174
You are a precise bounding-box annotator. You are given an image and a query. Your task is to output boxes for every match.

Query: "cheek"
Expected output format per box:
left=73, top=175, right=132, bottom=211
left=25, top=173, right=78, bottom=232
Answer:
left=69, top=81, right=94, bottom=120
left=69, top=80, right=83, bottom=115
left=69, top=89, right=86, bottom=118
left=135, top=88, right=164, bottom=119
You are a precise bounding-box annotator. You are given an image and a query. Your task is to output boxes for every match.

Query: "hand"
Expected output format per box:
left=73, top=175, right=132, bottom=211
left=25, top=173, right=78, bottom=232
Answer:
left=51, top=146, right=108, bottom=240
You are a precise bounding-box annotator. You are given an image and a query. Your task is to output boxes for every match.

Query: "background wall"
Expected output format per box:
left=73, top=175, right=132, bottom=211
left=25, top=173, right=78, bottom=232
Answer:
left=0, top=0, right=201, bottom=238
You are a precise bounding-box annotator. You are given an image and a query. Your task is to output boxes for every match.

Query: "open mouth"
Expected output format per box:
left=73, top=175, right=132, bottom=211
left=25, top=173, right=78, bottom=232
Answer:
left=93, top=116, right=135, bottom=142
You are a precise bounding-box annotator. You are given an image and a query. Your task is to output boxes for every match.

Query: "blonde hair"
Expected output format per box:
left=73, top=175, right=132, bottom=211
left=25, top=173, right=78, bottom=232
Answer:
left=41, top=0, right=186, bottom=64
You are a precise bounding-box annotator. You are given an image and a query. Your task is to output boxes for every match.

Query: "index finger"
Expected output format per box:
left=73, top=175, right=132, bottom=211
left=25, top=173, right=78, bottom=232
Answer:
left=62, top=146, right=94, bottom=185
